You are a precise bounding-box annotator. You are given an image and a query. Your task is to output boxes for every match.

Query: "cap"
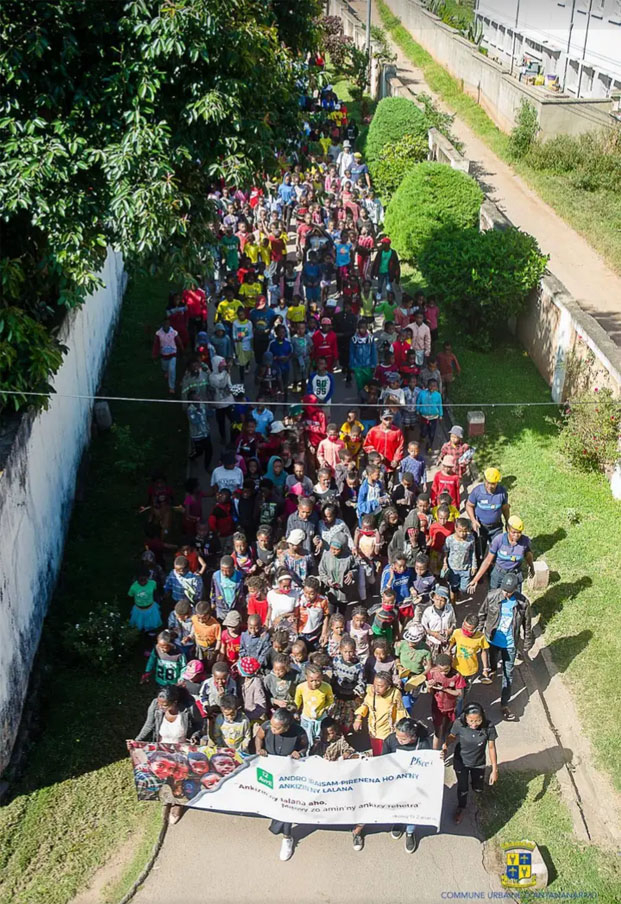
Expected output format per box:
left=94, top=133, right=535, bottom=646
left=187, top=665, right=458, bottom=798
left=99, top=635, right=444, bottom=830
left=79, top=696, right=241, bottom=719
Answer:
left=380, top=236, right=391, bottom=245
left=403, top=624, right=426, bottom=644
left=354, top=151, right=362, bottom=158
left=290, top=404, right=303, bottom=416
left=386, top=372, right=400, bottom=383
left=508, top=516, right=524, bottom=532
left=237, top=656, right=261, bottom=677
left=329, top=536, right=345, bottom=549
left=484, top=467, right=502, bottom=484
left=500, top=572, right=519, bottom=592
left=287, top=528, right=306, bottom=545
left=381, top=409, right=394, bottom=420
left=441, top=455, right=454, bottom=467
left=181, top=660, right=206, bottom=681
left=343, top=139, right=351, bottom=147
left=321, top=316, right=331, bottom=325
left=433, top=585, right=450, bottom=599
left=270, top=420, right=285, bottom=434
left=450, top=425, right=464, bottom=438
left=223, top=611, right=242, bottom=627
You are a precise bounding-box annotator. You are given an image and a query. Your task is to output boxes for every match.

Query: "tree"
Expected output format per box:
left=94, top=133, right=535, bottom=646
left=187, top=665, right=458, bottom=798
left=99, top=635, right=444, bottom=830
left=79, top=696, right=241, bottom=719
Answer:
left=0, top=0, right=319, bottom=409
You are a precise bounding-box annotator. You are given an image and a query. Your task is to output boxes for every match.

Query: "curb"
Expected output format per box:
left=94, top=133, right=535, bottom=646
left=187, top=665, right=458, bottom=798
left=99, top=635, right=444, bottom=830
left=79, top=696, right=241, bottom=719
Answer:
left=116, top=806, right=170, bottom=904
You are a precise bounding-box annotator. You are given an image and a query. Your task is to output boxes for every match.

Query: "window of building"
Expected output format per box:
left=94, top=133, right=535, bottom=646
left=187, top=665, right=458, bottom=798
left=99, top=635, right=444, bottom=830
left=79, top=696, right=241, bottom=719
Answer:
left=581, top=66, right=594, bottom=95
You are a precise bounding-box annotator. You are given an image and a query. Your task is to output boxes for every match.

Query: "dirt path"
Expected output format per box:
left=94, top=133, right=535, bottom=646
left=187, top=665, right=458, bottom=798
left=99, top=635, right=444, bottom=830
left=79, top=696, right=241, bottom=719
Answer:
left=354, top=0, right=621, bottom=346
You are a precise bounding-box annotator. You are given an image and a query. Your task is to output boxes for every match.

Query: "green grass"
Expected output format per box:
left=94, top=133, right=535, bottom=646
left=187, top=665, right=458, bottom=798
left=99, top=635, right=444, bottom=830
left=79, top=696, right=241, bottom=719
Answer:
left=377, top=0, right=621, bottom=274
left=0, top=275, right=185, bottom=904
left=446, top=328, right=621, bottom=789
left=478, top=772, right=621, bottom=902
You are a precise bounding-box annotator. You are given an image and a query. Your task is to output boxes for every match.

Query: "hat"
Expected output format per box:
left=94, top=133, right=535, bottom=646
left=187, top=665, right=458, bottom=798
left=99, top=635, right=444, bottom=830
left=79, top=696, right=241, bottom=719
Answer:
left=290, top=404, right=303, bottom=416
left=403, top=624, right=426, bottom=644
left=287, top=528, right=306, bottom=546
left=500, top=572, right=519, bottom=592
left=354, top=151, right=362, bottom=158
left=381, top=409, right=394, bottom=420
left=223, top=611, right=242, bottom=627
left=386, top=372, right=400, bottom=383
left=508, top=516, right=524, bottom=532
left=484, top=467, right=502, bottom=484
left=237, top=656, right=261, bottom=677
left=433, top=585, right=450, bottom=599
left=329, top=536, right=345, bottom=549
left=380, top=236, right=391, bottom=245
left=321, top=316, right=331, bottom=325
left=181, top=660, right=206, bottom=681
left=270, top=420, right=285, bottom=434
left=343, top=139, right=351, bottom=148
left=441, top=455, right=454, bottom=467
left=450, top=425, right=464, bottom=438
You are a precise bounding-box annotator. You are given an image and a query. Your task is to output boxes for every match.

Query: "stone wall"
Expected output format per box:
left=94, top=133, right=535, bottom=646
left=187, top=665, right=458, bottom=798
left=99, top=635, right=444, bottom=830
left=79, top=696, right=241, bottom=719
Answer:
left=0, top=249, right=126, bottom=773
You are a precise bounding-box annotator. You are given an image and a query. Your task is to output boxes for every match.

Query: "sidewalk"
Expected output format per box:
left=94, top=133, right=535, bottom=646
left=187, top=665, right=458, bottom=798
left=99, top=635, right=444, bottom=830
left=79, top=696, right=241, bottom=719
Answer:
left=352, top=0, right=621, bottom=346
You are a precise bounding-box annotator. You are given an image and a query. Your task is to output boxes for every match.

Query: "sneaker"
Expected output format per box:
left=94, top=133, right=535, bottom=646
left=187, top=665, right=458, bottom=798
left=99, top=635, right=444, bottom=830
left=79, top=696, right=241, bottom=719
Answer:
left=391, top=826, right=403, bottom=839
left=279, top=836, right=294, bottom=861
left=352, top=832, right=364, bottom=852
left=405, top=832, right=418, bottom=854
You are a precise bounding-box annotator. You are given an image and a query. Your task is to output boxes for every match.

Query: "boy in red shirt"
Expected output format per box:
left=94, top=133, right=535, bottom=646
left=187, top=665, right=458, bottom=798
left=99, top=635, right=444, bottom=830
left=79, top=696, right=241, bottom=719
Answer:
left=431, top=456, right=461, bottom=508
left=246, top=575, right=269, bottom=625
left=425, top=652, right=466, bottom=749
left=208, top=489, right=236, bottom=554
left=427, top=505, right=455, bottom=575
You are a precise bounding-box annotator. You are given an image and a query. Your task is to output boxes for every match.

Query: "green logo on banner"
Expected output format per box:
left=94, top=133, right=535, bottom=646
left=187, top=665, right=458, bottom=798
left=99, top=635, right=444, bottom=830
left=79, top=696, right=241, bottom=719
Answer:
left=256, top=767, right=274, bottom=789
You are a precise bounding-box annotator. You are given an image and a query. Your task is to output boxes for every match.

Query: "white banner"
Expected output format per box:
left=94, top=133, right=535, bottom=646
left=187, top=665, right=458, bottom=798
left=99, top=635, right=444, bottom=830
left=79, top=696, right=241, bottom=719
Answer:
left=128, top=742, right=445, bottom=828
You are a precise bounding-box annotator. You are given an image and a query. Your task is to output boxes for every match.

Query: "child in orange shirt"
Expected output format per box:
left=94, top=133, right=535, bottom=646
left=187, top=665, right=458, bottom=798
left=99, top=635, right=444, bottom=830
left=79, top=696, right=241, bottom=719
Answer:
left=190, top=599, right=221, bottom=669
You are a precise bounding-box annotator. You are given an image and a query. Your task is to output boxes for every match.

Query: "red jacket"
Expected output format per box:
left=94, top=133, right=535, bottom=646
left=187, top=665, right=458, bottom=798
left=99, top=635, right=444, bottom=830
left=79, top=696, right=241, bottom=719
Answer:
left=431, top=471, right=461, bottom=508
left=182, top=288, right=207, bottom=322
left=311, top=330, right=338, bottom=371
left=363, top=425, right=404, bottom=467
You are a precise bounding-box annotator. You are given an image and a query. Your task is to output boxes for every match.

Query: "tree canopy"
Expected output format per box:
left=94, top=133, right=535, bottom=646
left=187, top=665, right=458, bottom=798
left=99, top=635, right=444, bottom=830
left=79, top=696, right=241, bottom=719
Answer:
left=0, top=0, right=322, bottom=408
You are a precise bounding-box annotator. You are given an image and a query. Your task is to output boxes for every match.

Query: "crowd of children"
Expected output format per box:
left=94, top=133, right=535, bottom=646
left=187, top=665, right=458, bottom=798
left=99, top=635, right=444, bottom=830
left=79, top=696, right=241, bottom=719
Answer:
left=139, top=77, right=535, bottom=862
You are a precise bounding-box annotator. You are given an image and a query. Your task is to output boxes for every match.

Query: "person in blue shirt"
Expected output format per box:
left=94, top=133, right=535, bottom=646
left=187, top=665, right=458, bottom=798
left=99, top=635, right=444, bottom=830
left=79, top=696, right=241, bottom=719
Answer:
left=302, top=252, right=321, bottom=303
left=416, top=378, right=443, bottom=453
left=468, top=516, right=535, bottom=594
left=277, top=173, right=295, bottom=229
left=357, top=465, right=388, bottom=525
left=268, top=324, right=292, bottom=401
left=335, top=229, right=353, bottom=289
left=465, top=467, right=511, bottom=563
left=251, top=404, right=274, bottom=437
left=380, top=555, right=414, bottom=610
left=249, top=298, right=277, bottom=364
left=399, top=439, right=428, bottom=491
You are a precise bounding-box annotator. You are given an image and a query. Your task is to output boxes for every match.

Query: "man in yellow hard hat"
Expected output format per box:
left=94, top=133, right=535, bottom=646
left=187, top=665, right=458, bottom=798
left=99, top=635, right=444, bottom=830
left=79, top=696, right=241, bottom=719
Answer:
left=467, top=515, right=535, bottom=596
left=465, top=467, right=510, bottom=564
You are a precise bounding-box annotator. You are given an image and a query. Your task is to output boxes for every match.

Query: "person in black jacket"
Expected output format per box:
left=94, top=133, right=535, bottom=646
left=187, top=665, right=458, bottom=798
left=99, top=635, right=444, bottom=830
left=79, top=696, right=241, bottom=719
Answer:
left=382, top=718, right=431, bottom=853
left=477, top=572, right=534, bottom=721
left=333, top=299, right=358, bottom=384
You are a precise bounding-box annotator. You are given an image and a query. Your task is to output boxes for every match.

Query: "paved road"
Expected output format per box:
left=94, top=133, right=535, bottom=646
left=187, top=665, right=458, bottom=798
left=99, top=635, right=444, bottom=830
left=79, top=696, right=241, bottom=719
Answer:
left=351, top=0, right=621, bottom=346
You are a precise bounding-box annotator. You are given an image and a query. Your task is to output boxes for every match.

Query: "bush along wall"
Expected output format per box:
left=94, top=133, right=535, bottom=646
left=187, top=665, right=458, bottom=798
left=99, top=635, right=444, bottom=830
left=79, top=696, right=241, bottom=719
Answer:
left=365, top=96, right=429, bottom=168
left=384, top=161, right=483, bottom=262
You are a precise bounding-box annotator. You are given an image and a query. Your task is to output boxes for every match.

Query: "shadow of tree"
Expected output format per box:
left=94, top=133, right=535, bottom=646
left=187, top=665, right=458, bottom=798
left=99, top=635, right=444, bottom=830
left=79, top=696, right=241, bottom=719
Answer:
left=535, top=577, right=593, bottom=625
left=532, top=527, right=567, bottom=557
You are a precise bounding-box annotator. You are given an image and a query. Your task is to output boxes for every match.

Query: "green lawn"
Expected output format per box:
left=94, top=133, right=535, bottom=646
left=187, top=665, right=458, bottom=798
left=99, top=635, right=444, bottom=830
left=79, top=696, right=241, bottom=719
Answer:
left=0, top=276, right=185, bottom=904
left=478, top=772, right=621, bottom=902
left=446, top=330, right=621, bottom=789
left=377, top=0, right=621, bottom=275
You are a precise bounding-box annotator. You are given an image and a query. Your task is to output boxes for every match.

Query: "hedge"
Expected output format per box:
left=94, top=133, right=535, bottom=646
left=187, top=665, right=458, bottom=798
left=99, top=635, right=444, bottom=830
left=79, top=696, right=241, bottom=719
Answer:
left=418, top=225, right=549, bottom=347
left=365, top=96, right=428, bottom=168
left=384, top=161, right=483, bottom=262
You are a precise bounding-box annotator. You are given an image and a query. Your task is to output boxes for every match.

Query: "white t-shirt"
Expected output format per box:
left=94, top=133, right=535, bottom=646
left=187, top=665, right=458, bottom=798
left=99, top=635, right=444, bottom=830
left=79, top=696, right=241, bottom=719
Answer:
left=267, top=588, right=299, bottom=621
left=211, top=466, right=244, bottom=493
left=159, top=713, right=186, bottom=743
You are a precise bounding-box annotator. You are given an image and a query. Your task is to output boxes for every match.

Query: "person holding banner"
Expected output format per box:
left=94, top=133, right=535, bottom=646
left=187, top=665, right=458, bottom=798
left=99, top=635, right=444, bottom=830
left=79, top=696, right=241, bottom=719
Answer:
left=255, top=708, right=308, bottom=861
left=382, top=717, right=431, bottom=854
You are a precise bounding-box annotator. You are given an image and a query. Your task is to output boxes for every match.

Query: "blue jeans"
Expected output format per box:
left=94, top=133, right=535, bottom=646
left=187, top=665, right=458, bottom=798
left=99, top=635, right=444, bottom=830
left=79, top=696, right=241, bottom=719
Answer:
left=301, top=715, right=325, bottom=747
left=489, top=644, right=517, bottom=706
left=376, top=273, right=391, bottom=298
left=160, top=355, right=176, bottom=391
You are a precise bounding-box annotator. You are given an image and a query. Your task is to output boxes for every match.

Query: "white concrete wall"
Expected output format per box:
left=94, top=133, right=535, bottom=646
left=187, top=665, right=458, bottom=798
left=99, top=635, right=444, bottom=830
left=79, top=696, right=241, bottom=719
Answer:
left=0, top=249, right=126, bottom=773
left=383, top=0, right=612, bottom=136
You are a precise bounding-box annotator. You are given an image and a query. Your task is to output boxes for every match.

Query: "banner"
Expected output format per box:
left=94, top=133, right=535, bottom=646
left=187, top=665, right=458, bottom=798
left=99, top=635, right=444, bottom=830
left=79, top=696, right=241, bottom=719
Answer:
left=127, top=741, right=444, bottom=828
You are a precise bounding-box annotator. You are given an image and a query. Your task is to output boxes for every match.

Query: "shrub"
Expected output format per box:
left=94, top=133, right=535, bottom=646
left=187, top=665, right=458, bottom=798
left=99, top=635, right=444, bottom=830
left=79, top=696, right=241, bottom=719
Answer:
left=508, top=99, right=539, bottom=160
left=372, top=133, right=429, bottom=200
left=384, top=162, right=483, bottom=261
left=525, top=129, right=621, bottom=191
left=365, top=96, right=429, bottom=167
left=63, top=604, right=140, bottom=671
left=418, top=225, right=548, bottom=347
left=558, top=389, right=621, bottom=474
